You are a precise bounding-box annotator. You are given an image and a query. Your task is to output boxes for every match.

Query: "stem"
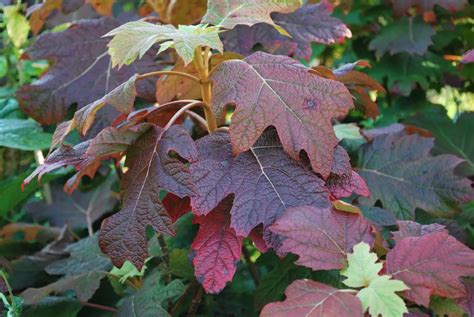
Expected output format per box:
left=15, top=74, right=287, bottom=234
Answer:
left=193, top=47, right=218, bottom=133
left=137, top=70, right=200, bottom=83
left=188, top=286, right=203, bottom=317
left=34, top=150, right=52, bottom=204
left=79, top=301, right=118, bottom=313
left=164, top=101, right=207, bottom=130
left=170, top=280, right=198, bottom=315
left=242, top=246, right=260, bottom=286
left=185, top=110, right=208, bottom=130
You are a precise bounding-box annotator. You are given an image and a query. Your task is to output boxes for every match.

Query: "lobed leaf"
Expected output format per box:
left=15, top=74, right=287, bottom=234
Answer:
left=269, top=205, right=374, bottom=270
left=202, top=0, right=302, bottom=34
left=391, top=220, right=447, bottom=242
left=222, top=2, right=351, bottom=60
left=210, top=52, right=354, bottom=178
left=356, top=275, right=409, bottom=317
left=106, top=22, right=223, bottom=67
left=99, top=125, right=197, bottom=270
left=341, top=242, right=382, bottom=288
left=260, top=279, right=363, bottom=317
left=191, top=197, right=243, bottom=294
left=190, top=130, right=330, bottom=250
left=356, top=131, right=474, bottom=219
left=385, top=231, right=474, bottom=307
left=369, top=17, right=435, bottom=58
left=17, top=18, right=157, bottom=125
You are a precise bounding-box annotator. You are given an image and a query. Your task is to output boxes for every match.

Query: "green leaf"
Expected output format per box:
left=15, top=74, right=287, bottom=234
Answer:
left=117, top=270, right=184, bottom=317
left=22, top=297, right=82, bottom=317
left=168, top=249, right=194, bottom=280
left=106, top=22, right=223, bottom=67
left=405, top=106, right=474, bottom=176
left=0, top=119, right=52, bottom=150
left=369, top=17, right=434, bottom=58
left=334, top=123, right=363, bottom=141
left=341, top=242, right=382, bottom=288
left=357, top=275, right=409, bottom=317
left=430, top=296, right=465, bottom=317
left=202, top=0, right=302, bottom=35
left=0, top=168, right=69, bottom=217
left=3, top=5, right=30, bottom=48
left=255, top=255, right=310, bottom=310
left=46, top=235, right=112, bottom=275
left=110, top=261, right=146, bottom=284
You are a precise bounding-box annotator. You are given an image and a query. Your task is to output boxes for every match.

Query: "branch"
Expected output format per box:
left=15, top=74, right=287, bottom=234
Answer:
left=242, top=246, right=260, bottom=286
left=164, top=101, right=208, bottom=130
left=79, top=301, right=118, bottom=313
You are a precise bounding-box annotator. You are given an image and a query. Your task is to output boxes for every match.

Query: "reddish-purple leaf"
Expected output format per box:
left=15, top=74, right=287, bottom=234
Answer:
left=211, top=52, right=353, bottom=178
left=459, top=279, right=474, bottom=316
left=99, top=125, right=197, bottom=270
left=24, top=124, right=149, bottom=193
left=392, top=0, right=467, bottom=15
left=260, top=279, right=363, bottom=317
left=191, top=197, right=243, bottom=294
left=385, top=231, right=474, bottom=307
left=392, top=220, right=447, bottom=242
left=357, top=131, right=474, bottom=219
left=17, top=18, right=156, bottom=125
left=270, top=205, right=374, bottom=270
left=190, top=130, right=330, bottom=248
left=327, top=171, right=370, bottom=200
left=222, top=1, right=351, bottom=60
left=462, top=50, right=474, bottom=63
left=162, top=193, right=191, bottom=223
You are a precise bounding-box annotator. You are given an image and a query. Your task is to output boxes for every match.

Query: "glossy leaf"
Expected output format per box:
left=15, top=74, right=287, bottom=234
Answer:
left=99, top=125, right=197, bottom=270
left=211, top=52, right=354, bottom=178
left=357, top=131, right=474, bottom=219
left=191, top=197, right=242, bottom=294
left=260, top=279, right=363, bottom=317
left=0, top=119, right=51, bottom=151
left=385, top=231, right=474, bottom=307
left=270, top=205, right=374, bottom=270
left=190, top=130, right=330, bottom=246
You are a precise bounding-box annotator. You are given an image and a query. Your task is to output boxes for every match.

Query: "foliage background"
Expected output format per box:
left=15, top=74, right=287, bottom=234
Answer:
left=0, top=0, right=473, bottom=316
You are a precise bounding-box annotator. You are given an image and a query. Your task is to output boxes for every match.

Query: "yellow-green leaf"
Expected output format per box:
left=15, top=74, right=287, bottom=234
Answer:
left=105, top=21, right=223, bottom=67
left=3, top=5, right=30, bottom=48
left=342, top=242, right=382, bottom=288
left=357, top=275, right=409, bottom=317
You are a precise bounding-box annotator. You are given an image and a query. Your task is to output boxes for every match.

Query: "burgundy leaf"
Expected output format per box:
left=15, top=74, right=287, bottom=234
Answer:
left=260, top=279, right=363, bottom=317
left=24, top=124, right=149, bottom=193
left=270, top=205, right=374, bottom=270
left=191, top=197, right=243, bottom=294
left=356, top=131, right=474, bottom=219
left=99, top=125, right=197, bottom=269
left=210, top=52, right=353, bottom=178
left=459, top=279, right=474, bottom=316
left=222, top=2, right=351, bottom=60
left=17, top=18, right=156, bottom=125
left=392, top=220, right=447, bottom=242
left=385, top=231, right=474, bottom=307
left=327, top=171, right=370, bottom=200
left=190, top=130, right=330, bottom=249
left=162, top=193, right=191, bottom=223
